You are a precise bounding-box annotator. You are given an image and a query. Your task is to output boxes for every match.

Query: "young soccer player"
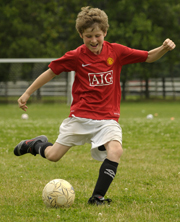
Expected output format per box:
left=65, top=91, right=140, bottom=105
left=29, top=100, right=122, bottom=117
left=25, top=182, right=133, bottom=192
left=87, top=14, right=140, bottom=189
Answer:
left=14, top=6, right=176, bottom=205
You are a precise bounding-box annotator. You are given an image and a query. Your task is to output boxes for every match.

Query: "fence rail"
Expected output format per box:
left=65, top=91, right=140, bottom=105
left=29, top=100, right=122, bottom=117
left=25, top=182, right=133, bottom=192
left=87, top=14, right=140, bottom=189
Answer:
left=126, top=78, right=180, bottom=96
left=0, top=59, right=179, bottom=101
left=1, top=77, right=180, bottom=98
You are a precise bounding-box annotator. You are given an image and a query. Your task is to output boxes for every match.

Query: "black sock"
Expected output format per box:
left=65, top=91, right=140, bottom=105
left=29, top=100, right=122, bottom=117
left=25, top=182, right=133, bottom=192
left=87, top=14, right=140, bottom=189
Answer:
left=34, top=142, right=53, bottom=158
left=92, top=158, right=118, bottom=197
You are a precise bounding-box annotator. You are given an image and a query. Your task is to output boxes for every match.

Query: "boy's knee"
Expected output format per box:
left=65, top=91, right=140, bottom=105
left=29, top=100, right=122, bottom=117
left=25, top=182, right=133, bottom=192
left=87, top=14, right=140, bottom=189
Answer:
left=105, top=141, right=123, bottom=162
left=113, top=144, right=123, bottom=158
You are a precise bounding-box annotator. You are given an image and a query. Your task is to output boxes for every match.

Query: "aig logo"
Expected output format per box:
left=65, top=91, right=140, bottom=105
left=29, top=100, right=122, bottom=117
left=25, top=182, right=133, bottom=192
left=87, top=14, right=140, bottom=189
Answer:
left=88, top=70, right=113, bottom=86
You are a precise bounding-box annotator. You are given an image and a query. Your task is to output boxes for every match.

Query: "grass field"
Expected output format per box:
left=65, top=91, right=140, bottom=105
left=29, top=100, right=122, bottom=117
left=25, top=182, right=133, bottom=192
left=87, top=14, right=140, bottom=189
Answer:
left=0, top=102, right=179, bottom=222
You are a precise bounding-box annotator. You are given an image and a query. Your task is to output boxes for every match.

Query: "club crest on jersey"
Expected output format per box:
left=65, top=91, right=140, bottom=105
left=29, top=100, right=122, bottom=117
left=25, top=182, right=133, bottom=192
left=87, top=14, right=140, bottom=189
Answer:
left=107, top=57, right=114, bottom=65
left=88, top=70, right=113, bottom=86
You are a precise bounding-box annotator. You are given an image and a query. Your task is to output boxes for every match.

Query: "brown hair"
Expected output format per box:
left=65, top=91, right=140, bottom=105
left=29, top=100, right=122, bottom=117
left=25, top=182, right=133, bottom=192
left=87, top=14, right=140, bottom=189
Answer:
left=76, top=6, right=109, bottom=35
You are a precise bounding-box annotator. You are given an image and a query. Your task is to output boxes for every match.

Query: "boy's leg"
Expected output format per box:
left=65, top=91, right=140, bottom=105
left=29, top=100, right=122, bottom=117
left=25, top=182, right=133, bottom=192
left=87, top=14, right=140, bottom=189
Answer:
left=14, top=135, right=71, bottom=162
left=44, top=142, right=71, bottom=162
left=88, top=140, right=123, bottom=205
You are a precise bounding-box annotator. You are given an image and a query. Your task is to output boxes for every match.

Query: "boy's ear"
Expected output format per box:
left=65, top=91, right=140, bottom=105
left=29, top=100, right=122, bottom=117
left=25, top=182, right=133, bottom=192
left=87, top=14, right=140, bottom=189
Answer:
left=104, top=32, right=107, bottom=37
left=79, top=33, right=83, bottom=38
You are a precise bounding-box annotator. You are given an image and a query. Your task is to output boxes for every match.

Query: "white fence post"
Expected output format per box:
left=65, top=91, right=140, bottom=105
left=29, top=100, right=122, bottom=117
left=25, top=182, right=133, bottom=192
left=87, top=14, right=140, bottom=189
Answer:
left=67, top=71, right=75, bottom=105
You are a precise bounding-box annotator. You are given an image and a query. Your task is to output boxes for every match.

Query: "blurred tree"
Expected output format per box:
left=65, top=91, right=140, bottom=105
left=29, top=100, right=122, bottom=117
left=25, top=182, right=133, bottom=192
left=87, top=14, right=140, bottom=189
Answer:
left=0, top=0, right=179, bottom=99
left=105, top=0, right=180, bottom=99
left=0, top=0, right=108, bottom=97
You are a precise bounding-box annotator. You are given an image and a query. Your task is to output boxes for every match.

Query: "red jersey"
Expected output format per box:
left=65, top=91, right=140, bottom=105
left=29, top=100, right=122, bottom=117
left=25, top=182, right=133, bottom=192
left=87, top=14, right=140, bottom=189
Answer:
left=49, top=41, right=148, bottom=122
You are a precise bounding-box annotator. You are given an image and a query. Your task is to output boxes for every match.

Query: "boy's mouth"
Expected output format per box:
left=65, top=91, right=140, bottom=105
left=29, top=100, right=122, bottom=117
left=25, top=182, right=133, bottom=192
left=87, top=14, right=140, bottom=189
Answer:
left=90, top=43, right=98, bottom=48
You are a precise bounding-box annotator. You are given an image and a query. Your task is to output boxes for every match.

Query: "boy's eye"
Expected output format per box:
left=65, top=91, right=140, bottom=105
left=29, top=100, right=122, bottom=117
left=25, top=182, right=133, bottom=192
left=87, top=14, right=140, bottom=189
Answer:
left=85, top=35, right=101, bottom=38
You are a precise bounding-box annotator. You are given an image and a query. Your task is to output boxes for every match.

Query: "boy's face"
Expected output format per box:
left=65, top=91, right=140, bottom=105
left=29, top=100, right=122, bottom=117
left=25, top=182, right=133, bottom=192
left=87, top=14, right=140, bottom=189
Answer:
left=80, top=25, right=107, bottom=55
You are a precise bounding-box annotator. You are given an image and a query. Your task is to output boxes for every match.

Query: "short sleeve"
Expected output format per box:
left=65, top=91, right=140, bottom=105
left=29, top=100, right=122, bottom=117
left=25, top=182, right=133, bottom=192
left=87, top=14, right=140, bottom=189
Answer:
left=48, top=50, right=78, bottom=75
left=112, top=43, right=148, bottom=66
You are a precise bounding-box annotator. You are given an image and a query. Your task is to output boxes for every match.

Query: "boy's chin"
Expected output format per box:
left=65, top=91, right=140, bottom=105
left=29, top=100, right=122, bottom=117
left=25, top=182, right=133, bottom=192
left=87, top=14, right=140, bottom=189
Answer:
left=89, top=46, right=102, bottom=54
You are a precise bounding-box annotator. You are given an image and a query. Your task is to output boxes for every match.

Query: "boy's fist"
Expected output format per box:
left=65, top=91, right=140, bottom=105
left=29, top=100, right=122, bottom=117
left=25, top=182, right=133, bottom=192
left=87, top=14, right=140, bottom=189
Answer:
left=163, top=39, right=176, bottom=51
left=18, top=92, right=30, bottom=111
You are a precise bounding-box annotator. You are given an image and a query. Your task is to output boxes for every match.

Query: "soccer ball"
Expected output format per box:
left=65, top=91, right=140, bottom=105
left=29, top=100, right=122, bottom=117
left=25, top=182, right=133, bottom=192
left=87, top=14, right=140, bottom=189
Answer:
left=42, top=179, right=75, bottom=208
left=146, top=114, right=153, bottom=119
left=21, top=113, right=29, bottom=120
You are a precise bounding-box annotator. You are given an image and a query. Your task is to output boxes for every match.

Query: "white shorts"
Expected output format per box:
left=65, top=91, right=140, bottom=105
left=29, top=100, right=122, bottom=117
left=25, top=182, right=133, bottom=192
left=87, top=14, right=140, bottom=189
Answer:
left=56, top=116, right=122, bottom=161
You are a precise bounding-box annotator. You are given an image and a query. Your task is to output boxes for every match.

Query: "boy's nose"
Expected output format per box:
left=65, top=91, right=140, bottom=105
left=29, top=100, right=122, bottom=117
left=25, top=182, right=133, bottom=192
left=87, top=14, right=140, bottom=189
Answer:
left=91, top=36, right=97, bottom=43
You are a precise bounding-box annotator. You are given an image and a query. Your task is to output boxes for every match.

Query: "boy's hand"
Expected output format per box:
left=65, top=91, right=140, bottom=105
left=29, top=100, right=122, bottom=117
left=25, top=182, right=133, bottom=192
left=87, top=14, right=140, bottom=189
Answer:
left=18, top=92, right=30, bottom=111
left=163, top=39, right=176, bottom=51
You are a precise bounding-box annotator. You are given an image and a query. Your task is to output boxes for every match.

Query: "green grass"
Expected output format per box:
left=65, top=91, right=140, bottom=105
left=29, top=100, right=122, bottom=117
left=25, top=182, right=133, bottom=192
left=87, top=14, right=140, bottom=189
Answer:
left=0, top=102, right=179, bottom=222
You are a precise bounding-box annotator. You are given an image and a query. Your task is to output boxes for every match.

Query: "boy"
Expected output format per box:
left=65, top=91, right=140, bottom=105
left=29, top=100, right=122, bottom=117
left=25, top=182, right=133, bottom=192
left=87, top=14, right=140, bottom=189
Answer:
left=14, top=6, right=176, bottom=205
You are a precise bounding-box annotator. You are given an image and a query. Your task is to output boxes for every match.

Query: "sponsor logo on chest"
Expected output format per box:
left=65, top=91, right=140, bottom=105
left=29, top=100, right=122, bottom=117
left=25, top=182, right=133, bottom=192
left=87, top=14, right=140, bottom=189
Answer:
left=88, top=70, right=113, bottom=86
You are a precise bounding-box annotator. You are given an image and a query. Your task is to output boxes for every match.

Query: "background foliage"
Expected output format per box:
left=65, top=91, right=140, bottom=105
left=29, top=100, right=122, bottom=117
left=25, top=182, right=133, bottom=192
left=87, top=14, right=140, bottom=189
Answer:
left=0, top=0, right=180, bottom=97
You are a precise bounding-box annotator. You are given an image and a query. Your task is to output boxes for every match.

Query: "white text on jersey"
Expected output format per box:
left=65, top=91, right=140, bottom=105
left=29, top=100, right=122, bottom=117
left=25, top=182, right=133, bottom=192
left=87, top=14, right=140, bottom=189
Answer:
left=88, top=70, right=113, bottom=86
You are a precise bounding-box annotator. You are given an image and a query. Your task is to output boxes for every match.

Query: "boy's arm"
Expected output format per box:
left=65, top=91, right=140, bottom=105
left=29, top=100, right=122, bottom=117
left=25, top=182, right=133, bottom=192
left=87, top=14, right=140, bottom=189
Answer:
left=145, top=38, right=176, bottom=63
left=18, top=68, right=56, bottom=111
